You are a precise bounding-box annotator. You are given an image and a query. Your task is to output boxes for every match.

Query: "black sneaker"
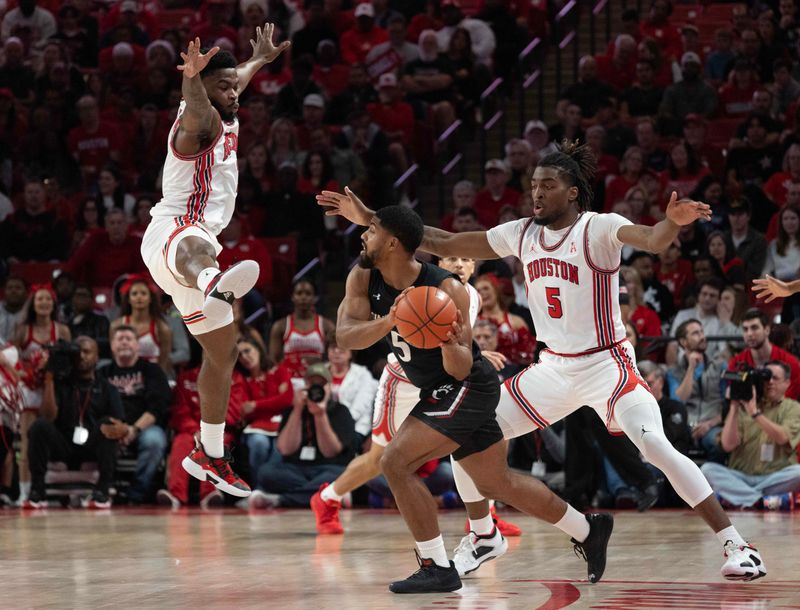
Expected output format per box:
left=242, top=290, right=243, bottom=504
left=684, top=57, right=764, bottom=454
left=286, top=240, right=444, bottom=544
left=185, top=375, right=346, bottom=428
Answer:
left=83, top=489, right=112, bottom=509
left=637, top=482, right=660, bottom=512
left=22, top=489, right=47, bottom=509
left=571, top=513, right=613, bottom=583
left=389, top=550, right=462, bottom=594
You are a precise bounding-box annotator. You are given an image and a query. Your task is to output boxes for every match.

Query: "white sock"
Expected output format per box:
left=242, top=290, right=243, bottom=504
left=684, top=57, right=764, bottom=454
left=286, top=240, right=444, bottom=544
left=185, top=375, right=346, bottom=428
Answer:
left=469, top=514, right=495, bottom=537
left=197, top=267, right=220, bottom=293
left=322, top=483, right=343, bottom=503
left=19, top=481, right=31, bottom=501
left=200, top=421, right=225, bottom=458
left=554, top=505, right=590, bottom=542
left=716, top=525, right=746, bottom=547
left=416, top=535, right=450, bottom=568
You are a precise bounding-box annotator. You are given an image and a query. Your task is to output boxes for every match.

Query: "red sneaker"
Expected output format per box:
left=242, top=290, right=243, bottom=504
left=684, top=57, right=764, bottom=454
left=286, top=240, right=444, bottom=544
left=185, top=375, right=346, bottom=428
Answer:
left=311, top=483, right=344, bottom=535
left=181, top=440, right=251, bottom=498
left=463, top=505, right=523, bottom=537
left=492, top=505, right=522, bottom=537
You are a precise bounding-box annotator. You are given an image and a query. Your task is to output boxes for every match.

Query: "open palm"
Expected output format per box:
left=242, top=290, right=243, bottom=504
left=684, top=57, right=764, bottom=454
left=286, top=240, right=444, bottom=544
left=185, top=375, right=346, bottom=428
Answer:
left=178, top=38, right=219, bottom=79
left=316, top=187, right=373, bottom=226
left=753, top=275, right=793, bottom=302
left=250, top=22, right=291, bottom=63
left=664, top=191, right=712, bottom=226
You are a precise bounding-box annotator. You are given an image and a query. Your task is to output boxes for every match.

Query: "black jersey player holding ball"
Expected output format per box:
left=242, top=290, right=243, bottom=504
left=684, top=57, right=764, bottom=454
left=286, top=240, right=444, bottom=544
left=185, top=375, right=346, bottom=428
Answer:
left=333, top=203, right=611, bottom=593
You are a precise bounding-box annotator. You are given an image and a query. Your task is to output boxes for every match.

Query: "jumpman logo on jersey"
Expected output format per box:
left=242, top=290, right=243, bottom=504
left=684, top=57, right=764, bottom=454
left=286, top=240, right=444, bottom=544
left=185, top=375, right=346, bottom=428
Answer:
left=641, top=425, right=650, bottom=439
left=373, top=293, right=381, bottom=300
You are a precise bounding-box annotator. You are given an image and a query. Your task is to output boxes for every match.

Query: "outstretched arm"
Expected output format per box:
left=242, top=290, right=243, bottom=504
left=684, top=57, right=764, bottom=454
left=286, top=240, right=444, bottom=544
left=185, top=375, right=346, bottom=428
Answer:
left=237, top=22, right=291, bottom=93
left=617, top=191, right=711, bottom=254
left=753, top=275, right=800, bottom=302
left=176, top=38, right=220, bottom=141
left=336, top=266, right=395, bottom=350
left=316, top=187, right=501, bottom=260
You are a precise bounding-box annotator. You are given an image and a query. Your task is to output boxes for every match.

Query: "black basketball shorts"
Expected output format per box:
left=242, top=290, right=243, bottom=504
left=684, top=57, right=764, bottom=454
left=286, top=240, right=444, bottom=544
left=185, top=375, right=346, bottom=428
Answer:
left=410, top=357, right=503, bottom=460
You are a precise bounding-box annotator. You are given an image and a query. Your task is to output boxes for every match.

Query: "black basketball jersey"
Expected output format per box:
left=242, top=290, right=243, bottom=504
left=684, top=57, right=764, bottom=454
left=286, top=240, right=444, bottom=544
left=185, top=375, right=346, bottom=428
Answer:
left=368, top=261, right=481, bottom=393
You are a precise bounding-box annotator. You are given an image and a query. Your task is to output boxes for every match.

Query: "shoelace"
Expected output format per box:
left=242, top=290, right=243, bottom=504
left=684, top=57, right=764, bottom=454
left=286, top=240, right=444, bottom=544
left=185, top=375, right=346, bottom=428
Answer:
left=573, top=541, right=587, bottom=561
left=406, top=549, right=437, bottom=580
left=454, top=533, right=478, bottom=558
left=209, top=453, right=236, bottom=479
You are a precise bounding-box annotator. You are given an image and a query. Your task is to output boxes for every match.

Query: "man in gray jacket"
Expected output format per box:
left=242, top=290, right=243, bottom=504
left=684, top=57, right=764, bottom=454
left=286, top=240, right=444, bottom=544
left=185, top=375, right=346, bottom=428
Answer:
left=666, top=319, right=725, bottom=461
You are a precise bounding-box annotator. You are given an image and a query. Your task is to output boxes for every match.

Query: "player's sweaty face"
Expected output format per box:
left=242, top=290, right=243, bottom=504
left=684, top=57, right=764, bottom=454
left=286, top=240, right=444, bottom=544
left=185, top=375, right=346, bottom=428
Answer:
left=530, top=166, right=573, bottom=225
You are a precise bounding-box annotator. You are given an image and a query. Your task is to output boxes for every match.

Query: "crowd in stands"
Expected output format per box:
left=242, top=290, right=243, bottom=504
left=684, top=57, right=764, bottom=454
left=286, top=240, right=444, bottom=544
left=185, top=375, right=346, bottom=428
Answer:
left=0, top=0, right=799, bottom=513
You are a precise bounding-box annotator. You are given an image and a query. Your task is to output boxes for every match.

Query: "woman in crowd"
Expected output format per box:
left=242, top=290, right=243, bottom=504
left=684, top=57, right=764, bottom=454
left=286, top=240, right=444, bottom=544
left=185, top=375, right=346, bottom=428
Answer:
left=237, top=337, right=293, bottom=479
left=241, top=142, right=274, bottom=194
left=111, top=275, right=172, bottom=375
left=71, top=197, right=105, bottom=253
left=764, top=205, right=800, bottom=323
left=13, top=285, right=70, bottom=504
left=620, top=266, right=661, bottom=362
left=128, top=195, right=154, bottom=240
left=719, top=285, right=749, bottom=329
left=475, top=274, right=535, bottom=367
left=267, top=118, right=302, bottom=169
left=659, top=141, right=710, bottom=200
left=269, top=278, right=335, bottom=381
left=95, top=165, right=135, bottom=218
left=706, top=230, right=746, bottom=289
left=690, top=175, right=729, bottom=232
left=605, top=146, right=646, bottom=210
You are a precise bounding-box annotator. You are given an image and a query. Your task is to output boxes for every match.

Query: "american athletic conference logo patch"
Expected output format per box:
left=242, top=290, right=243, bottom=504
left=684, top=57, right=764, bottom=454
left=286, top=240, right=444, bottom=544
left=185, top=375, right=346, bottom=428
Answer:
left=223, top=132, right=238, bottom=161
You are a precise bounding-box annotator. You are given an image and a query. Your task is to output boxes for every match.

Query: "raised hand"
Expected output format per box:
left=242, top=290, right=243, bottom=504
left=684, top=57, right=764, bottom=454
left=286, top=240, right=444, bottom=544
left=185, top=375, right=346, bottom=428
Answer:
left=178, top=38, right=219, bottom=79
left=753, top=274, right=796, bottom=302
left=316, top=187, right=374, bottom=226
left=664, top=191, right=712, bottom=226
left=250, top=22, right=291, bottom=63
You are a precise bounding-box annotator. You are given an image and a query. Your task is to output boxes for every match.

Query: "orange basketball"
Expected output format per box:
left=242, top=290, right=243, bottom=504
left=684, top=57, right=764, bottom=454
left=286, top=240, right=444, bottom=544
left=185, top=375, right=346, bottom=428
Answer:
left=395, top=286, right=458, bottom=349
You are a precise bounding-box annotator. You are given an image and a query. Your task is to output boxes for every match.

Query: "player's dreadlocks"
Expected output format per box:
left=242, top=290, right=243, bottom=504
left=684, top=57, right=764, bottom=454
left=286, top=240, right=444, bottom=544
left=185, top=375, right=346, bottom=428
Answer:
left=537, top=140, right=597, bottom=211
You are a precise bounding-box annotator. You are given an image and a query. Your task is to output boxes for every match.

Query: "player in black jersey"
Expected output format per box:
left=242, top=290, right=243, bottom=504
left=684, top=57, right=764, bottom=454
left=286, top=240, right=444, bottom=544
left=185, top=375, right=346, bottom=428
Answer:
left=334, top=205, right=611, bottom=594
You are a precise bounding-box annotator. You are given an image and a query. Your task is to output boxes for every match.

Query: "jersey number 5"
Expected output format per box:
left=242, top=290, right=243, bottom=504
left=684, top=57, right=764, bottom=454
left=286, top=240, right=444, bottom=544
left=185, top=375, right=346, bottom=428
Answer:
left=391, top=331, right=412, bottom=362
left=545, top=287, right=563, bottom=318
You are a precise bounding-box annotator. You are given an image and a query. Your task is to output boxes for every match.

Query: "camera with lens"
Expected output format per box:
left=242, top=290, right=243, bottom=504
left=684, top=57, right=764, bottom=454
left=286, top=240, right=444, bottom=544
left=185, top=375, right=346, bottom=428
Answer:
left=722, top=365, right=772, bottom=401
left=45, top=340, right=81, bottom=381
left=307, top=383, right=326, bottom=403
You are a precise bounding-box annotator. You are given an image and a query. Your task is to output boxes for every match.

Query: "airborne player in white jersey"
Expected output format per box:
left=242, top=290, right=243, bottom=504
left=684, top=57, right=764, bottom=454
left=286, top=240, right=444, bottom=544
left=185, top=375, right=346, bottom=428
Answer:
left=140, top=28, right=289, bottom=497
left=319, top=143, right=766, bottom=583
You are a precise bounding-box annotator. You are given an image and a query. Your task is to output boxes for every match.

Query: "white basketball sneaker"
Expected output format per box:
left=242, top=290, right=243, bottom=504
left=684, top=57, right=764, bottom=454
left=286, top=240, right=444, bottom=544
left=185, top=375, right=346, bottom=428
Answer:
left=202, top=260, right=260, bottom=323
left=721, top=541, right=766, bottom=581
left=453, top=527, right=508, bottom=576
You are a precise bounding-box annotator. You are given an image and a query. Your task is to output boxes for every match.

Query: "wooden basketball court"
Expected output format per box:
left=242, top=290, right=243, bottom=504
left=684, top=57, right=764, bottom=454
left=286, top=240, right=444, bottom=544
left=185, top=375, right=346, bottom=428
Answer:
left=1, top=507, right=797, bottom=609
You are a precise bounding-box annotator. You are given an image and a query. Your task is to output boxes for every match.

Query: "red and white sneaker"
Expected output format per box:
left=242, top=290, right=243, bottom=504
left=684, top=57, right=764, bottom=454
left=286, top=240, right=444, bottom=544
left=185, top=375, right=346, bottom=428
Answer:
left=463, top=505, right=522, bottom=537
left=181, top=440, right=251, bottom=498
left=82, top=490, right=112, bottom=509
left=21, top=491, right=47, bottom=509
left=201, top=260, right=260, bottom=324
left=721, top=541, right=766, bottom=581
left=310, top=483, right=344, bottom=535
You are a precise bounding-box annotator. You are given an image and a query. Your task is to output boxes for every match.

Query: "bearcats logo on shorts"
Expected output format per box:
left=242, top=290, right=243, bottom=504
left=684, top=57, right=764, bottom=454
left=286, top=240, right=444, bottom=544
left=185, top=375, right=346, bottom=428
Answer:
left=431, top=384, right=455, bottom=400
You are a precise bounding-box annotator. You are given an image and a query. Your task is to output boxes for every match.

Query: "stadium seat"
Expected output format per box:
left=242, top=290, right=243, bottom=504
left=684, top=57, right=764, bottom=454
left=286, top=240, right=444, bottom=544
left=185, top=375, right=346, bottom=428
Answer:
left=706, top=118, right=741, bottom=145
left=260, top=237, right=297, bottom=302
left=155, top=9, right=197, bottom=33
left=9, top=262, right=62, bottom=285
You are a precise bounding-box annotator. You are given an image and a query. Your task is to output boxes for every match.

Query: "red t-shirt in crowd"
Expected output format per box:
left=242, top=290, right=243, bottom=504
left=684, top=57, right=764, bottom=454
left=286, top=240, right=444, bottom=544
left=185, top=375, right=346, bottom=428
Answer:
left=367, top=100, right=415, bottom=146
left=67, top=122, right=120, bottom=179
left=474, top=188, right=520, bottom=228
left=763, top=172, right=797, bottom=207
left=242, top=364, right=294, bottom=433
left=64, top=230, right=145, bottom=287
left=604, top=175, right=638, bottom=211
left=631, top=304, right=662, bottom=361
left=340, top=26, right=389, bottom=65
left=718, top=82, right=759, bottom=117
left=595, top=54, right=637, bottom=91
left=656, top=259, right=694, bottom=308
left=313, top=64, right=351, bottom=98
left=728, top=344, right=800, bottom=401
left=170, top=367, right=245, bottom=441
left=218, top=236, right=274, bottom=291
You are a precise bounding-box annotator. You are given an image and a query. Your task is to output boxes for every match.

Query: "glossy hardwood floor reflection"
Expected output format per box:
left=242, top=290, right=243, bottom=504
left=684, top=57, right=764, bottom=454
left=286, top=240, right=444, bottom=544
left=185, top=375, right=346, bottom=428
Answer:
left=1, top=507, right=797, bottom=609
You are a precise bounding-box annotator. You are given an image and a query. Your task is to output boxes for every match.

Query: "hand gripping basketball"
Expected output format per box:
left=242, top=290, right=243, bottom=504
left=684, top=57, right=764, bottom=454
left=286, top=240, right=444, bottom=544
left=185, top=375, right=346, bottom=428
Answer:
left=394, top=286, right=458, bottom=349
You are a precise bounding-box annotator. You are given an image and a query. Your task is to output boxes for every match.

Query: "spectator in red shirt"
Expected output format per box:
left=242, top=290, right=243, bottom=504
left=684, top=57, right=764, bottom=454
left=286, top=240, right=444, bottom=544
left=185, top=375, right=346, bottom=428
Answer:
left=640, top=0, right=682, bottom=62
left=656, top=242, right=694, bottom=309
left=718, top=59, right=759, bottom=117
left=217, top=213, right=273, bottom=292
left=605, top=146, right=647, bottom=211
left=192, top=0, right=239, bottom=57
left=474, top=159, right=519, bottom=228
left=237, top=337, right=294, bottom=478
left=238, top=94, right=272, bottom=156
left=65, top=208, right=145, bottom=287
left=659, top=141, right=711, bottom=200
left=296, top=93, right=328, bottom=151
left=298, top=150, right=340, bottom=199
left=764, top=144, right=800, bottom=207
left=621, top=266, right=662, bottom=362
left=683, top=113, right=726, bottom=176
left=312, top=38, right=350, bottom=98
left=367, top=71, right=414, bottom=177
left=67, top=94, right=120, bottom=188
left=158, top=364, right=246, bottom=508
left=340, top=3, right=388, bottom=65
left=728, top=308, right=800, bottom=401
left=595, top=34, right=638, bottom=92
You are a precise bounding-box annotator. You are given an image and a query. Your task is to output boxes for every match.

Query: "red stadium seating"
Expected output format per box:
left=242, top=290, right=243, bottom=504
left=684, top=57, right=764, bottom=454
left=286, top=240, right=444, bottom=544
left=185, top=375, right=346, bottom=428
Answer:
left=260, top=237, right=297, bottom=302
left=706, top=118, right=741, bottom=146
left=9, top=263, right=62, bottom=286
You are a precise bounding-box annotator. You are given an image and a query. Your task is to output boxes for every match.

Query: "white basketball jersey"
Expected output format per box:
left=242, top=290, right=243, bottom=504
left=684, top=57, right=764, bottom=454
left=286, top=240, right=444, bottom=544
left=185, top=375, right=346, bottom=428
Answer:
left=151, top=101, right=239, bottom=236
left=487, top=212, right=631, bottom=355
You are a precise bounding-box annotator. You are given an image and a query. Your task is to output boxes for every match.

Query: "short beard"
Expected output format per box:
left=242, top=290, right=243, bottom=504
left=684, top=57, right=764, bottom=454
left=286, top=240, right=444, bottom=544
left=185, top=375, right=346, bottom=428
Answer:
left=533, top=214, right=556, bottom=226
left=210, top=99, right=235, bottom=122
left=358, top=252, right=376, bottom=269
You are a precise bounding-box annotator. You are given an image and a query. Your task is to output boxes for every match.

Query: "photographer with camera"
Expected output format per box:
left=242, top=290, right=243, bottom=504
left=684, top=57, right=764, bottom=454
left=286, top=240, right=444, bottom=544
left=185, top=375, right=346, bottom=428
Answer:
left=701, top=361, right=800, bottom=509
left=24, top=337, right=124, bottom=508
left=248, top=363, right=356, bottom=508
left=98, top=326, right=171, bottom=504
left=728, top=309, right=800, bottom=400
left=666, top=319, right=726, bottom=461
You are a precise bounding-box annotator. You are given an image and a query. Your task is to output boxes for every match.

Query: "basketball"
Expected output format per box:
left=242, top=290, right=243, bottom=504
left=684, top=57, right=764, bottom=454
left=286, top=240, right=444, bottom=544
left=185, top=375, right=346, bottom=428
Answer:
left=394, top=286, right=458, bottom=349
